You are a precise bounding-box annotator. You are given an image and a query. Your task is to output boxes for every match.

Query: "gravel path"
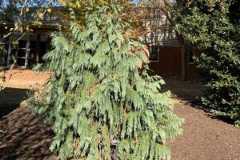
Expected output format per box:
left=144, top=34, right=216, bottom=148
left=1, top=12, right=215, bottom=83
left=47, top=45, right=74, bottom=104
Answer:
left=170, top=100, right=240, bottom=160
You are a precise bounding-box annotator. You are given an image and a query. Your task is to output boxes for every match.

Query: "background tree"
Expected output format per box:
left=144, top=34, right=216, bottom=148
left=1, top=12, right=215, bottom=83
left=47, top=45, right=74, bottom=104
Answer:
left=174, top=0, right=240, bottom=126
left=31, top=0, right=183, bottom=159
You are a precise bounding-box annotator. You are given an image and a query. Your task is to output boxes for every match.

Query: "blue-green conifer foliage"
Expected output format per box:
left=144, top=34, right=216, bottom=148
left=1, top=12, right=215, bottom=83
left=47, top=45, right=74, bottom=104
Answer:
left=33, top=4, right=183, bottom=160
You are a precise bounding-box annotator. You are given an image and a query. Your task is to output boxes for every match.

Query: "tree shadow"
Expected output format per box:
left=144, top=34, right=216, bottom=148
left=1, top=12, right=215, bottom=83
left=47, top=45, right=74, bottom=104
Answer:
left=163, top=77, right=204, bottom=102
left=163, top=77, right=237, bottom=126
left=0, top=88, right=29, bottom=118
left=208, top=114, right=236, bottom=125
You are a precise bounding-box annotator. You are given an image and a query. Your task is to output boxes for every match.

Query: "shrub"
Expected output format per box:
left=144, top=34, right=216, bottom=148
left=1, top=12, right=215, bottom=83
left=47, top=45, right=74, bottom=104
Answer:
left=32, top=3, right=183, bottom=160
left=174, top=0, right=240, bottom=126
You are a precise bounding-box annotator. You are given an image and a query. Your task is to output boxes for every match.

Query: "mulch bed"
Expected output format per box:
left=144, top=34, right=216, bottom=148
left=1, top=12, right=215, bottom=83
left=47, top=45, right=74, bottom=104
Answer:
left=166, top=78, right=240, bottom=160
left=170, top=100, right=240, bottom=160
left=0, top=77, right=240, bottom=160
left=0, top=105, right=57, bottom=160
left=1, top=101, right=240, bottom=160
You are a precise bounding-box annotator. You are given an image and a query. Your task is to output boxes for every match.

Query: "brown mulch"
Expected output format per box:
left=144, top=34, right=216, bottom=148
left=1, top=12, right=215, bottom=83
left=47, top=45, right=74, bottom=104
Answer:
left=166, top=78, right=240, bottom=160
left=0, top=104, right=57, bottom=160
left=1, top=101, right=240, bottom=160
left=170, top=100, right=240, bottom=160
left=0, top=77, right=240, bottom=160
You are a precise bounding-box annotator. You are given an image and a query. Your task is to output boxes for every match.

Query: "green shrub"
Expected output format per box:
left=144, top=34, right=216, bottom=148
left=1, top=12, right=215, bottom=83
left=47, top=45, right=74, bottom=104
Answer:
left=32, top=4, right=183, bottom=160
left=174, top=0, right=240, bottom=126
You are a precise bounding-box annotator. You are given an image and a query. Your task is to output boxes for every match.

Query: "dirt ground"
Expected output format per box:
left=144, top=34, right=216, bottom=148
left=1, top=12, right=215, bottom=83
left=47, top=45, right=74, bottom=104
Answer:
left=164, top=77, right=204, bottom=101
left=166, top=78, right=240, bottom=160
left=170, top=100, right=240, bottom=160
left=0, top=75, right=240, bottom=160
left=0, top=69, right=51, bottom=90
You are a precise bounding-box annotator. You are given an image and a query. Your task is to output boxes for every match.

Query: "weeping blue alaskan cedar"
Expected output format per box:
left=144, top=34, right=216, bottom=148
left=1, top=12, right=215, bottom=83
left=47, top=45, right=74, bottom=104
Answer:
left=31, top=2, right=183, bottom=160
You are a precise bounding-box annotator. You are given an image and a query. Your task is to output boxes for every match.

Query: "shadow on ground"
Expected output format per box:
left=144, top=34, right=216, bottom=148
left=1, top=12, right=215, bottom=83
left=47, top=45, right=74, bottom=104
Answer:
left=164, top=77, right=204, bottom=103
left=163, top=77, right=237, bottom=125
left=0, top=88, right=56, bottom=160
left=163, top=77, right=240, bottom=160
left=0, top=88, right=29, bottom=118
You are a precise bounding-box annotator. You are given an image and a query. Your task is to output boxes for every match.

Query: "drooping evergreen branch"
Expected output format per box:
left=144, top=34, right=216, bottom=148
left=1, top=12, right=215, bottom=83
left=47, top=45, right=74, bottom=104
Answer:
left=32, top=3, right=183, bottom=160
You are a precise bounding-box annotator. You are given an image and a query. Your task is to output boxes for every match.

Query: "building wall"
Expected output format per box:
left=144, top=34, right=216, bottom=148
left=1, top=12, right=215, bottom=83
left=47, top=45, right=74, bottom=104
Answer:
left=148, top=45, right=201, bottom=81
left=0, top=32, right=51, bottom=68
left=140, top=7, right=188, bottom=79
left=149, top=46, right=183, bottom=78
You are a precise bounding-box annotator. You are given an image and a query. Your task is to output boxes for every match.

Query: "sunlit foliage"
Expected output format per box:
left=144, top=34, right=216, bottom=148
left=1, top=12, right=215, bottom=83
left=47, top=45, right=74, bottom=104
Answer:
left=31, top=1, right=183, bottom=159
